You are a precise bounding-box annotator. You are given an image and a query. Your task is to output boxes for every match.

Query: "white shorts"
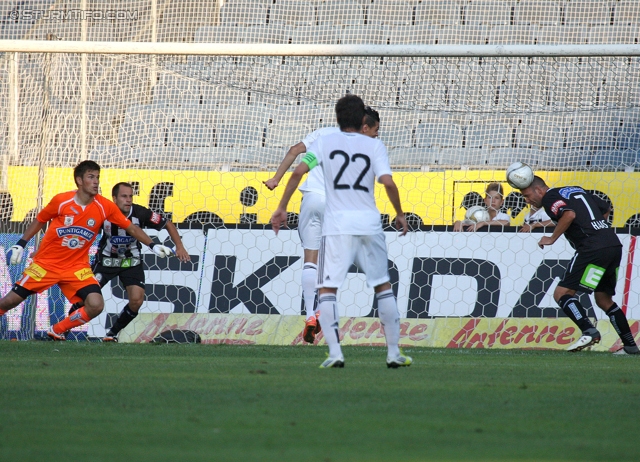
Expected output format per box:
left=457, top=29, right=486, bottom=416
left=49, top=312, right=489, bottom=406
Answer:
left=317, top=233, right=390, bottom=289
left=298, top=191, right=325, bottom=250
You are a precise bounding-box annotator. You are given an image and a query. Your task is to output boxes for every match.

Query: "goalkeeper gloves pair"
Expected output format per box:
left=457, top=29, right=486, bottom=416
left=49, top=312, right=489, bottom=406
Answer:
left=5, top=239, right=174, bottom=265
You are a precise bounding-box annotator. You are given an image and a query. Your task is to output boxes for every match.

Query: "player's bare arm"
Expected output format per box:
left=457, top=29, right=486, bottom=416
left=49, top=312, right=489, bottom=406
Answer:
left=165, top=220, right=190, bottom=262
left=264, top=142, right=306, bottom=190
left=271, top=161, right=310, bottom=234
left=539, top=210, right=575, bottom=248
left=378, top=174, right=408, bottom=236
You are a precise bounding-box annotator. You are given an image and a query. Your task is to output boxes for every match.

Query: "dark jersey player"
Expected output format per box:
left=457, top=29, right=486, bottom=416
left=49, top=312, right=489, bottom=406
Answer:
left=70, top=182, right=190, bottom=341
left=520, top=176, right=639, bottom=355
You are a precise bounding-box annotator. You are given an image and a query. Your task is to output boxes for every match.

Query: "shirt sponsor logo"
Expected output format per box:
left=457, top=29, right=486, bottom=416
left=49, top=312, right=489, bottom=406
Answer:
left=110, top=235, right=136, bottom=245
left=150, top=212, right=162, bottom=224
left=56, top=226, right=95, bottom=240
left=87, top=218, right=96, bottom=227
left=550, top=200, right=566, bottom=215
left=62, top=237, right=85, bottom=249
left=64, top=216, right=74, bottom=226
left=25, top=263, right=47, bottom=281
left=74, top=268, right=95, bottom=281
left=558, top=186, right=584, bottom=199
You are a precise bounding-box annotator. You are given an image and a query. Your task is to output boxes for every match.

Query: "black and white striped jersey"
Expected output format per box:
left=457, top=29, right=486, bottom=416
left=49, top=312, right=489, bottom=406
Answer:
left=95, top=204, right=167, bottom=265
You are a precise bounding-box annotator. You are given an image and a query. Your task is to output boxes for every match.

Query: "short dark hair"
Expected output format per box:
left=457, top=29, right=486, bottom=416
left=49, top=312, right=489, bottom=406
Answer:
left=363, top=106, right=380, bottom=127
left=74, top=160, right=100, bottom=187
left=529, top=176, right=547, bottom=189
left=112, top=182, right=133, bottom=197
left=335, top=94, right=365, bottom=131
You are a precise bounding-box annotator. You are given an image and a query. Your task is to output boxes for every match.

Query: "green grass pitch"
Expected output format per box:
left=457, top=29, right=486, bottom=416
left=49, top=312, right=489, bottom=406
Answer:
left=0, top=342, right=639, bottom=462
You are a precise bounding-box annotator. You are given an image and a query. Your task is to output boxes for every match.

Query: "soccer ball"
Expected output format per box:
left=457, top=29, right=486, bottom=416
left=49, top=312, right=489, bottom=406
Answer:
left=506, top=162, right=534, bottom=189
left=465, top=205, right=490, bottom=223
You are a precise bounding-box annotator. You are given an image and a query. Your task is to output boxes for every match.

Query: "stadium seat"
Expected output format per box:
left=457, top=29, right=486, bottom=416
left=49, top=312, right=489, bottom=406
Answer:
left=290, top=24, right=342, bottom=44
left=416, top=123, right=463, bottom=149
left=220, top=1, right=268, bottom=26
left=236, top=25, right=288, bottom=44
left=515, top=115, right=568, bottom=151
left=195, top=25, right=238, bottom=43
left=367, top=1, right=415, bottom=26
left=317, top=0, right=364, bottom=26
left=340, top=25, right=389, bottom=44
left=588, top=150, right=637, bottom=171
left=466, top=121, right=513, bottom=149
left=434, top=25, right=488, bottom=44
left=513, top=1, right=561, bottom=26
left=614, top=1, right=640, bottom=26
left=168, top=122, right=215, bottom=148
left=388, top=147, right=436, bottom=168
left=564, top=0, right=612, bottom=26
left=588, top=25, right=640, bottom=44
left=415, top=1, right=462, bottom=26
left=535, top=25, right=588, bottom=44
left=386, top=24, right=435, bottom=44
left=487, top=25, right=537, bottom=45
left=153, top=74, right=201, bottom=106
left=485, top=147, right=543, bottom=168
left=463, top=1, right=513, bottom=26
left=269, top=0, right=316, bottom=26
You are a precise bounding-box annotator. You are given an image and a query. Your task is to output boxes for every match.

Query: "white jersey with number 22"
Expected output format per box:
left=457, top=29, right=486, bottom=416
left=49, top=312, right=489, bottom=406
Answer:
left=303, top=131, right=391, bottom=236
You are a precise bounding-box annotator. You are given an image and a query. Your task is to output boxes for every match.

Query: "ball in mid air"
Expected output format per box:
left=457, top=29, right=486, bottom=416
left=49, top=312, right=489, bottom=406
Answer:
left=506, top=162, right=534, bottom=189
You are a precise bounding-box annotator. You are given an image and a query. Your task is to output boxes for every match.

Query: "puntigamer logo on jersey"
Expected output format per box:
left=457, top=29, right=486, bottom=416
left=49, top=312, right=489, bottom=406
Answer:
left=56, top=226, right=95, bottom=241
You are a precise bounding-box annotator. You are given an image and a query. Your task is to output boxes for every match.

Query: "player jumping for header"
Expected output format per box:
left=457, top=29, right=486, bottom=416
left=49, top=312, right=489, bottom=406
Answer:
left=271, top=94, right=410, bottom=368
left=520, top=176, right=639, bottom=355
left=1, top=161, right=174, bottom=340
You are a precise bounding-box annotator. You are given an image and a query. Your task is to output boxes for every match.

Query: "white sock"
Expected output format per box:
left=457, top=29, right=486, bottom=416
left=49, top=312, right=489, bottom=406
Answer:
left=377, top=289, right=400, bottom=358
left=318, top=293, right=342, bottom=358
left=302, top=262, right=317, bottom=321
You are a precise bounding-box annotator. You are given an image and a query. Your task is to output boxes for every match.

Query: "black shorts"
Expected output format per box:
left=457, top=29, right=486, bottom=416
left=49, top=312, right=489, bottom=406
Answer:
left=92, top=262, right=145, bottom=289
left=559, top=246, right=622, bottom=295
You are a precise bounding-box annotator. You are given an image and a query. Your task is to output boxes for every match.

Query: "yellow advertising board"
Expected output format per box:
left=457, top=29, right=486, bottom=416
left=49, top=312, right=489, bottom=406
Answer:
left=121, top=314, right=639, bottom=352
left=5, top=166, right=640, bottom=227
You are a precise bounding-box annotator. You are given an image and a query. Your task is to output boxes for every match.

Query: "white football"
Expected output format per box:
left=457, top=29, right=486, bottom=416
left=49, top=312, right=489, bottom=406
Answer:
left=506, top=162, right=534, bottom=189
left=465, top=205, right=490, bottom=223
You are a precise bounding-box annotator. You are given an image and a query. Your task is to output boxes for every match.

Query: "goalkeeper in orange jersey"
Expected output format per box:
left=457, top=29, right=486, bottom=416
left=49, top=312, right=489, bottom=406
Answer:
left=0, top=160, right=174, bottom=340
left=68, top=181, right=190, bottom=342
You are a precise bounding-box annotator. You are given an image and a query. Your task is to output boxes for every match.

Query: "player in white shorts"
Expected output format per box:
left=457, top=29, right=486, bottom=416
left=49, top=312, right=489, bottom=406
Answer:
left=264, top=108, right=380, bottom=343
left=271, top=94, right=410, bottom=368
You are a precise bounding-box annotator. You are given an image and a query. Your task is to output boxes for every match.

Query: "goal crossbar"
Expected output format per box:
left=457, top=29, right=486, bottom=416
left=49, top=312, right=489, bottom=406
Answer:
left=1, top=40, right=640, bottom=57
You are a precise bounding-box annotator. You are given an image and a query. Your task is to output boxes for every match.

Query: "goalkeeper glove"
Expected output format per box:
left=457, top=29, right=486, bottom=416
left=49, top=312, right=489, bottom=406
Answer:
left=149, top=243, right=175, bottom=258
left=6, top=239, right=27, bottom=265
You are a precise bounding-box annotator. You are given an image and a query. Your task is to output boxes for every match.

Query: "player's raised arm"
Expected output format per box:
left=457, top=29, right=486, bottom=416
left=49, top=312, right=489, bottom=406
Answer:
left=263, top=142, right=307, bottom=190
left=378, top=174, right=407, bottom=236
left=271, top=159, right=311, bottom=234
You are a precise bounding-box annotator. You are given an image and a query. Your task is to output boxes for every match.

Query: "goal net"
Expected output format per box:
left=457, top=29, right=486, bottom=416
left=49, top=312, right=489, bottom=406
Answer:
left=0, top=0, right=639, bottom=350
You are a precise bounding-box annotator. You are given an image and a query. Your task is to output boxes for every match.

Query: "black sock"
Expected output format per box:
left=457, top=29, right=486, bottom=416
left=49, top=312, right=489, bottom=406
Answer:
left=558, top=295, right=595, bottom=333
left=607, top=304, right=637, bottom=347
left=68, top=302, right=81, bottom=315
left=107, top=304, right=138, bottom=336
